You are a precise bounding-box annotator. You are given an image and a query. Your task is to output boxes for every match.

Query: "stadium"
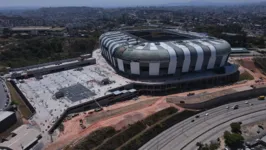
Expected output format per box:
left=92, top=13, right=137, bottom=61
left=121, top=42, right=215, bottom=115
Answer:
left=100, top=29, right=231, bottom=77
left=8, top=29, right=239, bottom=134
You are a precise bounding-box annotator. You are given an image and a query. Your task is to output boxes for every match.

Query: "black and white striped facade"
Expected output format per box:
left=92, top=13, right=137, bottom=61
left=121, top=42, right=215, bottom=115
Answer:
left=99, top=30, right=231, bottom=77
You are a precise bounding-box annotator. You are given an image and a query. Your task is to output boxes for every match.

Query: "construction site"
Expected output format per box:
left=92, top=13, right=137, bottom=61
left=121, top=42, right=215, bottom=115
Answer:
left=3, top=33, right=266, bottom=149
left=45, top=52, right=266, bottom=149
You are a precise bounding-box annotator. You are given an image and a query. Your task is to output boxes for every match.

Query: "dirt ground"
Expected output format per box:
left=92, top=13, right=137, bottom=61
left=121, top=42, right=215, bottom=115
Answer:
left=85, top=97, right=160, bottom=126
left=174, top=57, right=266, bottom=98
left=236, top=57, right=266, bottom=80
left=46, top=57, right=266, bottom=150
left=45, top=96, right=183, bottom=150
left=242, top=119, right=266, bottom=141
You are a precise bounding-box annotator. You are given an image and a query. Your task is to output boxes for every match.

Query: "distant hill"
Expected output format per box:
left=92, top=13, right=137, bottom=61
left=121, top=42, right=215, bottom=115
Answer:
left=162, top=0, right=265, bottom=7
left=0, top=6, right=39, bottom=10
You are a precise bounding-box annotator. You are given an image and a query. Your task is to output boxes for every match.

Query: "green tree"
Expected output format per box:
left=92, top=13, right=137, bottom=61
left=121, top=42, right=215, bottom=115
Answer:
left=11, top=100, right=20, bottom=105
left=58, top=123, right=65, bottom=132
left=209, top=142, right=219, bottom=150
left=230, top=122, right=241, bottom=134
left=197, top=142, right=219, bottom=150
left=196, top=142, right=203, bottom=148
left=224, top=131, right=244, bottom=148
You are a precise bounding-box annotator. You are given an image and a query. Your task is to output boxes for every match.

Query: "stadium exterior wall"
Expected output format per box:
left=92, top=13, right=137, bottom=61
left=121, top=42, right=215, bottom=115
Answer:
left=99, top=30, right=231, bottom=77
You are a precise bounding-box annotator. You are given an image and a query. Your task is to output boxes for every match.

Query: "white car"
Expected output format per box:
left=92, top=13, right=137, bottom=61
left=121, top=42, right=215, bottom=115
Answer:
left=245, top=101, right=248, bottom=104
left=226, top=106, right=229, bottom=109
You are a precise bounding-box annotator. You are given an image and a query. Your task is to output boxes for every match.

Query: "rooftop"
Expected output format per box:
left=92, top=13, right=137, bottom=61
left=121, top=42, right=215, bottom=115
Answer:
left=14, top=50, right=130, bottom=132
left=0, top=111, right=13, bottom=122
left=0, top=125, right=41, bottom=150
left=11, top=26, right=65, bottom=31
left=11, top=48, right=237, bottom=135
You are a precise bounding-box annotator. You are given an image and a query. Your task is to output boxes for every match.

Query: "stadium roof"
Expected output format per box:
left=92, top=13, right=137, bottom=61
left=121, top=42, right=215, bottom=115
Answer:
left=100, top=29, right=231, bottom=62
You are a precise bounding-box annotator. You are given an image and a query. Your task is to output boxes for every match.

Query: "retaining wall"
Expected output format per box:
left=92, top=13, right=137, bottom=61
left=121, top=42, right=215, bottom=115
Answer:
left=10, top=80, right=36, bottom=116
left=176, top=86, right=266, bottom=109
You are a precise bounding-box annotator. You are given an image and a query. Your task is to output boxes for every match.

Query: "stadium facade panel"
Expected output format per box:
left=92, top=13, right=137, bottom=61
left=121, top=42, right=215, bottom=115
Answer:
left=99, top=29, right=231, bottom=77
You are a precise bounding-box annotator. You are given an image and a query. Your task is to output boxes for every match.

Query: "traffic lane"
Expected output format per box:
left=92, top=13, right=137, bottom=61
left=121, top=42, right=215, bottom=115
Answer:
left=140, top=99, right=258, bottom=150
left=140, top=98, right=263, bottom=150
left=199, top=111, right=266, bottom=146
left=141, top=100, right=253, bottom=150
left=185, top=110, right=266, bottom=150
left=166, top=104, right=266, bottom=150
left=141, top=108, right=225, bottom=150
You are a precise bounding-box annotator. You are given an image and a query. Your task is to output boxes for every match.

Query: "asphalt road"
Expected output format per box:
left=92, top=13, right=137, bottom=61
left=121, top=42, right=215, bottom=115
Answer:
left=140, top=98, right=266, bottom=150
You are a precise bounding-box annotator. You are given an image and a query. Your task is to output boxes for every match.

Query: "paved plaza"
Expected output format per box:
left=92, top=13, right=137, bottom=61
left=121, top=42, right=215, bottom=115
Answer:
left=14, top=49, right=130, bottom=142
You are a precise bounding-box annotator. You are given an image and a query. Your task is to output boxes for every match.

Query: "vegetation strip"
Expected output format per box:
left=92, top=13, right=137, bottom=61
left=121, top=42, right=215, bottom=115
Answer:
left=69, top=107, right=178, bottom=150
left=6, top=81, right=33, bottom=119
left=239, top=71, right=254, bottom=81
left=119, top=110, right=197, bottom=150
left=70, top=127, right=117, bottom=150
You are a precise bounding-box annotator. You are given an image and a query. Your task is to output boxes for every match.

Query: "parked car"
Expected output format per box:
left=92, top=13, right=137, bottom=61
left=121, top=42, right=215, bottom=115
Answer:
left=94, top=107, right=103, bottom=112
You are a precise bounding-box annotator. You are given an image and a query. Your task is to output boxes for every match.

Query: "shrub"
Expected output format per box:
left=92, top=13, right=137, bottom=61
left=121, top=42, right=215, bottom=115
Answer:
left=239, top=71, right=254, bottom=81
left=120, top=111, right=197, bottom=150
left=95, top=107, right=178, bottom=150
left=224, top=131, right=244, bottom=148
left=73, top=127, right=116, bottom=150
left=230, top=122, right=241, bottom=134
left=143, top=107, right=178, bottom=126
left=58, top=124, right=65, bottom=132
left=95, top=121, right=146, bottom=150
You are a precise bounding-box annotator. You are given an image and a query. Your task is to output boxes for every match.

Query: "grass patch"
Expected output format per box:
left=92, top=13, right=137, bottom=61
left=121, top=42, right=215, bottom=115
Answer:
left=66, top=127, right=117, bottom=150
left=72, top=107, right=178, bottom=150
left=119, top=110, right=197, bottom=150
left=94, top=107, right=178, bottom=150
left=239, top=71, right=254, bottom=81
left=143, top=107, right=178, bottom=126
left=254, top=58, right=266, bottom=74
left=6, top=82, right=32, bottom=119
left=94, top=121, right=146, bottom=150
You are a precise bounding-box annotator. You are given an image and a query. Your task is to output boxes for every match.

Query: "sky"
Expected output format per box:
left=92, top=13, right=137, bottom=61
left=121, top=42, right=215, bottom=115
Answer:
left=0, top=0, right=265, bottom=8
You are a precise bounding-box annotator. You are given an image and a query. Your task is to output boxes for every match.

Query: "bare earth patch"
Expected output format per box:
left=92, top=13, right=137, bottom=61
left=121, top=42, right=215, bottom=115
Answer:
left=45, top=96, right=181, bottom=150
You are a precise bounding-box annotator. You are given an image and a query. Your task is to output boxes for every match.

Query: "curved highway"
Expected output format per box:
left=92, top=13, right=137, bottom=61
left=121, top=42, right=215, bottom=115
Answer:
left=140, top=98, right=266, bottom=150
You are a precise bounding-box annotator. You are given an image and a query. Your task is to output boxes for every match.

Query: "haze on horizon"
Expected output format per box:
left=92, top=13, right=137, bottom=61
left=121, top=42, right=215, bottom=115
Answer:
left=1, top=0, right=265, bottom=8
